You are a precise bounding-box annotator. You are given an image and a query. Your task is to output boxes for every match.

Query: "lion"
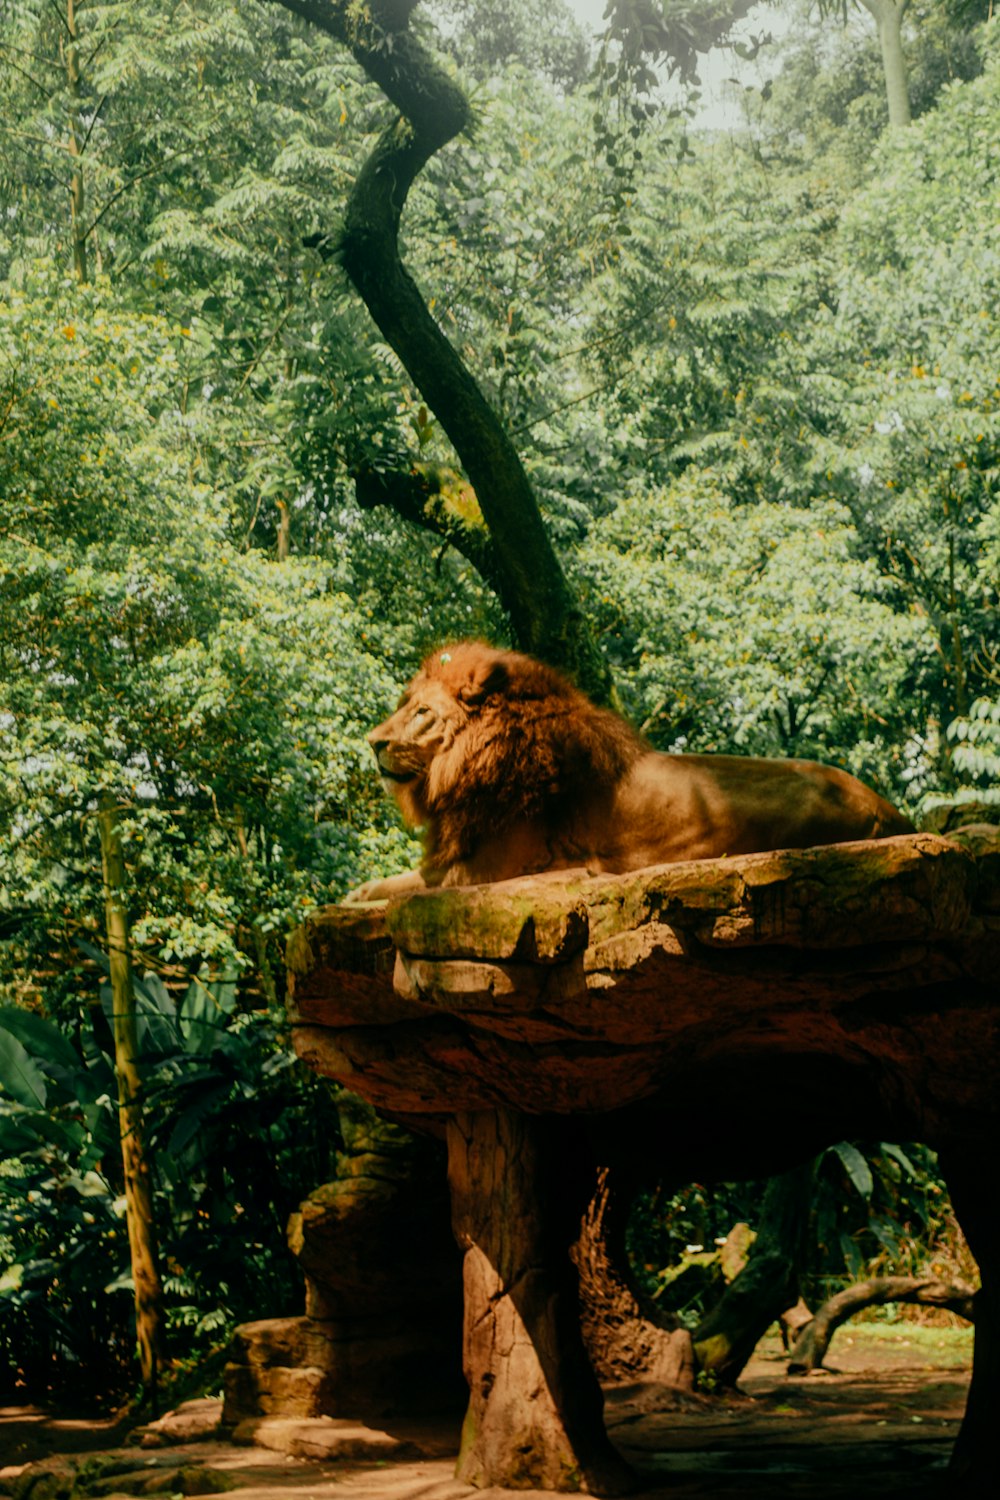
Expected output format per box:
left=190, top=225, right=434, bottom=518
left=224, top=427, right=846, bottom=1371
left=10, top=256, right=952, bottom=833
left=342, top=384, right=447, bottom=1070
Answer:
left=347, top=641, right=913, bottom=900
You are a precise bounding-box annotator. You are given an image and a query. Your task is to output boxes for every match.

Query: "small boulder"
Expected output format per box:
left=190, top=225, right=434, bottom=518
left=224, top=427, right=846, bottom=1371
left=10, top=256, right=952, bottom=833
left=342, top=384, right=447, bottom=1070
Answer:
left=232, top=1416, right=413, bottom=1462
left=132, top=1399, right=222, bottom=1448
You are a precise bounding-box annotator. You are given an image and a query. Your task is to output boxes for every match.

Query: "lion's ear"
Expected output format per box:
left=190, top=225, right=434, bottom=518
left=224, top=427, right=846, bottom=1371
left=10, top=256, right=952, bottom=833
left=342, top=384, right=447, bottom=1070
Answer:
left=458, top=658, right=509, bottom=706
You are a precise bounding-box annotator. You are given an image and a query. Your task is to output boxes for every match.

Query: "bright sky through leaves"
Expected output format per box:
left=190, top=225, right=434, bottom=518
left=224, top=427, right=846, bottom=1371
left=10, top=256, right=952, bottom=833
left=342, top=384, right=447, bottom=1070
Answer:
left=563, top=0, right=794, bottom=127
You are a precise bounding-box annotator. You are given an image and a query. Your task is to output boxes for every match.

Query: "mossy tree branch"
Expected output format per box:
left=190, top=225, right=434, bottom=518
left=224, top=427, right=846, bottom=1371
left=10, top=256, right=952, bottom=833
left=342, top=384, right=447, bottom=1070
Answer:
left=354, top=464, right=503, bottom=596
left=693, top=1161, right=814, bottom=1386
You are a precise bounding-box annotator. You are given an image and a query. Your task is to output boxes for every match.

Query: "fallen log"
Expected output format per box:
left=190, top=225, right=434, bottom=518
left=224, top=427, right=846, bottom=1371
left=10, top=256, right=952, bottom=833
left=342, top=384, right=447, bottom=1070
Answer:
left=787, top=1274, right=976, bottom=1373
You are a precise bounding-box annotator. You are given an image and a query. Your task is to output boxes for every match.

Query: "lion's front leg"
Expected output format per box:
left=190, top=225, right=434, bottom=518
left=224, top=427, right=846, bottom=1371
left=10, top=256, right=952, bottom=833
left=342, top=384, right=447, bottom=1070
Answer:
left=342, top=869, right=429, bottom=903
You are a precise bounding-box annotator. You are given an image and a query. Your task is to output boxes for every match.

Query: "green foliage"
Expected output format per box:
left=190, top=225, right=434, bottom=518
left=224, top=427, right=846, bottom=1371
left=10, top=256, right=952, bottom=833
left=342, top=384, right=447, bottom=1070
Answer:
left=808, top=1140, right=956, bottom=1294
left=601, top=1, right=761, bottom=83
left=0, top=0, right=361, bottom=276
left=628, top=1142, right=962, bottom=1323
left=0, top=973, right=340, bottom=1406
left=824, top=44, right=1000, bottom=767
left=589, top=2, right=761, bottom=199
left=761, top=0, right=988, bottom=165
left=581, top=479, right=926, bottom=791
left=1, top=0, right=998, bottom=1403
left=940, top=698, right=1000, bottom=805
left=409, top=70, right=628, bottom=539
left=563, top=44, right=999, bottom=798
left=0, top=263, right=416, bottom=1014
left=431, top=0, right=591, bottom=87
left=0, top=0, right=427, bottom=551
left=0, top=993, right=140, bottom=1403
left=627, top=1178, right=766, bottom=1317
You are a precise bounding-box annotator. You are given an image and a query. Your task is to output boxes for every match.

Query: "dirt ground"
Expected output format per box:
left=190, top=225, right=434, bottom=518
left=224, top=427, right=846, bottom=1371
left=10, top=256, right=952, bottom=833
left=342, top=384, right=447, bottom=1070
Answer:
left=0, top=1325, right=974, bottom=1500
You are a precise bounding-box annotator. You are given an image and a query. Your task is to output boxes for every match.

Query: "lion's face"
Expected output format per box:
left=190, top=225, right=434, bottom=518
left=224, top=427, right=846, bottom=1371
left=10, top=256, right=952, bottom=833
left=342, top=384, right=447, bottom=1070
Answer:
left=367, top=677, right=466, bottom=790
left=367, top=646, right=513, bottom=831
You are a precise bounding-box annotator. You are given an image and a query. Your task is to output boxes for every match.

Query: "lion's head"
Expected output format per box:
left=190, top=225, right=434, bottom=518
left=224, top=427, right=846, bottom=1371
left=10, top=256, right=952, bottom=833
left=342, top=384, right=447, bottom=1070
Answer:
left=368, top=642, right=641, bottom=878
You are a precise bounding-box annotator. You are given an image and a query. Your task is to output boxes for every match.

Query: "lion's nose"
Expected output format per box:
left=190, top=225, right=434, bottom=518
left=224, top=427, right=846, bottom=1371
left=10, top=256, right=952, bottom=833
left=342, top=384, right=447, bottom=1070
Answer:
left=368, top=731, right=388, bottom=756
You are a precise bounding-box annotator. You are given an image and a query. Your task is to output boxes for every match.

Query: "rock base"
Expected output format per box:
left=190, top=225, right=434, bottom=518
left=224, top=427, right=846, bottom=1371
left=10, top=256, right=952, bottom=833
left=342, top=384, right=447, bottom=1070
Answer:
left=222, top=1098, right=463, bottom=1431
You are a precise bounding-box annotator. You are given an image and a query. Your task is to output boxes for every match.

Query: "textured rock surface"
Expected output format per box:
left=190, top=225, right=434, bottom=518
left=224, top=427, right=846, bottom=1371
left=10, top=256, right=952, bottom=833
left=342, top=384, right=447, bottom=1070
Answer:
left=222, top=1097, right=463, bottom=1430
left=290, top=829, right=1000, bottom=1155
left=135, top=1399, right=223, bottom=1447
left=229, top=1416, right=417, bottom=1461
left=573, top=1169, right=696, bottom=1395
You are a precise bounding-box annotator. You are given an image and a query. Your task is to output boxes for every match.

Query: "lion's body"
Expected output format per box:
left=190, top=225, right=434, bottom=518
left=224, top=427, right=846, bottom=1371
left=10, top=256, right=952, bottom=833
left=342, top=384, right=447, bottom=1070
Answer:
left=354, top=642, right=912, bottom=899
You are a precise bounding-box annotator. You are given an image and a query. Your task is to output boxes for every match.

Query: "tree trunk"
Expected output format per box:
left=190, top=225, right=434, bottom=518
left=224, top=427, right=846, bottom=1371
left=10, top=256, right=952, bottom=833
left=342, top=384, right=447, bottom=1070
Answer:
left=787, top=1274, right=975, bottom=1374
left=572, top=1167, right=695, bottom=1391
left=779, top=1296, right=814, bottom=1349
left=860, top=0, right=913, bottom=128
left=276, top=499, right=291, bottom=561
left=693, top=1161, right=814, bottom=1386
left=65, top=0, right=89, bottom=282
left=97, top=791, right=167, bottom=1409
left=269, top=0, right=615, bottom=704
left=941, top=1146, right=1000, bottom=1493
left=446, top=1111, right=634, bottom=1495
left=354, top=465, right=504, bottom=600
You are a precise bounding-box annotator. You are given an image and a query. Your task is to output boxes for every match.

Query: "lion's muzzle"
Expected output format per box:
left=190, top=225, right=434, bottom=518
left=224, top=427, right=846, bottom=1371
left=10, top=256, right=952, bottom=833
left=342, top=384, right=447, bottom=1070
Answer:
left=377, top=760, right=417, bottom=784
left=369, top=734, right=418, bottom=784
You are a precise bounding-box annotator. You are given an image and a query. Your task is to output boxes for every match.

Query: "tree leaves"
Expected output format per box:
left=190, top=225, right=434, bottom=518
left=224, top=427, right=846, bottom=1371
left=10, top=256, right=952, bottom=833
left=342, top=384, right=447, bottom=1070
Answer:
left=0, top=265, right=419, bottom=1023
left=829, top=1141, right=875, bottom=1201
left=0, top=1027, right=49, bottom=1109
left=0, top=1004, right=81, bottom=1075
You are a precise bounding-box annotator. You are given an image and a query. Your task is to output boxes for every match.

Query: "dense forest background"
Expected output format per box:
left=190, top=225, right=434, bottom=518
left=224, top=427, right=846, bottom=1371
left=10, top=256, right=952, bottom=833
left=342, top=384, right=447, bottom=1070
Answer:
left=1, top=0, right=997, bottom=1410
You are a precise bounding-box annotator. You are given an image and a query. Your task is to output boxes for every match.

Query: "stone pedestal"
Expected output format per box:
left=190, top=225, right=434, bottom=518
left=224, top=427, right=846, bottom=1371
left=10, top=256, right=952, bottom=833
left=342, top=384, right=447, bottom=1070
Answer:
left=288, top=827, right=1000, bottom=1490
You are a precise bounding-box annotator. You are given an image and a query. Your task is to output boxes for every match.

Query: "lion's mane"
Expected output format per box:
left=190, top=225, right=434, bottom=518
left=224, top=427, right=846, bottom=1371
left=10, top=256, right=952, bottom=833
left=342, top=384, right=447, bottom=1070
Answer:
left=396, top=642, right=641, bottom=877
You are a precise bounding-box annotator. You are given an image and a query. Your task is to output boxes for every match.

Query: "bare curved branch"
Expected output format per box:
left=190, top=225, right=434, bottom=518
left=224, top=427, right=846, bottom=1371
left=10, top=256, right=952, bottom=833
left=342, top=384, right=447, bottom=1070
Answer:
left=268, top=1, right=616, bottom=702
left=788, top=1274, right=976, bottom=1374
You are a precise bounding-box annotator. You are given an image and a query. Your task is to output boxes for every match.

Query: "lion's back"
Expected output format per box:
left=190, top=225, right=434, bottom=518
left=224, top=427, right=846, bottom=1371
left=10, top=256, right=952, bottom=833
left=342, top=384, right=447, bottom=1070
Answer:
left=584, top=750, right=913, bottom=870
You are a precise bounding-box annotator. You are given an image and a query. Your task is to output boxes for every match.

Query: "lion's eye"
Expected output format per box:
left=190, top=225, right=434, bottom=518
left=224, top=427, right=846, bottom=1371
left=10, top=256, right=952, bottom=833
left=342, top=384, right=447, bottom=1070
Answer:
left=413, top=706, right=432, bottom=719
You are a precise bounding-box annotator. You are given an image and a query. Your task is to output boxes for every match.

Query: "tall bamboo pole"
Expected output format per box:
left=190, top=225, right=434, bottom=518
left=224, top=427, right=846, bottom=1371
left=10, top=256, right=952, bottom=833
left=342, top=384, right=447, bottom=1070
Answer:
left=97, top=790, right=167, bottom=1408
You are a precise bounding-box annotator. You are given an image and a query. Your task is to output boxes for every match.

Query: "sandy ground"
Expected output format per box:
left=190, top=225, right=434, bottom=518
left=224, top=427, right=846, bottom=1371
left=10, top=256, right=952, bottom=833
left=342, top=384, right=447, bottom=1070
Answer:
left=0, top=1326, right=974, bottom=1500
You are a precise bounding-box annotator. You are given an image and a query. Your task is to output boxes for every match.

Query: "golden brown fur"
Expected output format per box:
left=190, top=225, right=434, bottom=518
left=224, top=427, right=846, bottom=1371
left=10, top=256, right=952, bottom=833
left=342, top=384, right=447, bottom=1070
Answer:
left=349, top=641, right=913, bottom=899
